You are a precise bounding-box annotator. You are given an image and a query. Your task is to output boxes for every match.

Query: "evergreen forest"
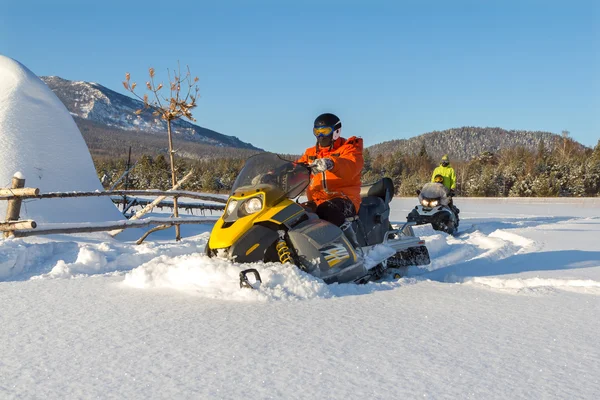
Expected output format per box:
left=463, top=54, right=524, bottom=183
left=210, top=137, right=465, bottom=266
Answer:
left=93, top=137, right=600, bottom=197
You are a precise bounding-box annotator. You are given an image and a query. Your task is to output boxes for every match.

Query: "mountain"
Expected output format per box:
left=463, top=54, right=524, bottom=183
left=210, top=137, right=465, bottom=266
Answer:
left=40, top=76, right=261, bottom=155
left=367, top=127, right=586, bottom=161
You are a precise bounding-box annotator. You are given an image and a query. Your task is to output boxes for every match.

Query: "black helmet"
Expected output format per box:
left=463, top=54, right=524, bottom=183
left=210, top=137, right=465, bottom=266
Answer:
left=313, top=113, right=342, bottom=148
left=314, top=113, right=341, bottom=129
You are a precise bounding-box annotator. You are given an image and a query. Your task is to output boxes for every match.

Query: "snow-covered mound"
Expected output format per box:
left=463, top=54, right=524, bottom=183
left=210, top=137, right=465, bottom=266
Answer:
left=0, top=55, right=122, bottom=223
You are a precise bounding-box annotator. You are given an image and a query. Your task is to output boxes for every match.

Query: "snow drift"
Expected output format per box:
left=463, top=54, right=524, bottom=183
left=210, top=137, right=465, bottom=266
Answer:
left=0, top=55, right=122, bottom=223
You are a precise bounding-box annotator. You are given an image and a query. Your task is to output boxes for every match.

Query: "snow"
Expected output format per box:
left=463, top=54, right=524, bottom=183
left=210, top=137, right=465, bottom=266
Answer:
left=0, top=198, right=599, bottom=399
left=363, top=243, right=397, bottom=270
left=0, top=55, right=122, bottom=223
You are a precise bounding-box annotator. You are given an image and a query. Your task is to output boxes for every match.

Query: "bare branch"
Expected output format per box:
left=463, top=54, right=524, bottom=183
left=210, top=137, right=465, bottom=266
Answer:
left=175, top=60, right=183, bottom=106
left=122, top=63, right=201, bottom=240
left=168, top=67, right=174, bottom=99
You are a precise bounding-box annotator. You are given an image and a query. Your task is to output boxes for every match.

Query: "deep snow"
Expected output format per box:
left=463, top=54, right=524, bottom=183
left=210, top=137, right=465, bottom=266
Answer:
left=0, top=55, right=122, bottom=223
left=0, top=198, right=598, bottom=399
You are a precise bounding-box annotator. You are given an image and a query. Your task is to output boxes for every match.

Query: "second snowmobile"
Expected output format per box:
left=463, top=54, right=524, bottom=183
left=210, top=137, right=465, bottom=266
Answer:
left=206, top=153, right=430, bottom=287
left=407, top=182, right=460, bottom=235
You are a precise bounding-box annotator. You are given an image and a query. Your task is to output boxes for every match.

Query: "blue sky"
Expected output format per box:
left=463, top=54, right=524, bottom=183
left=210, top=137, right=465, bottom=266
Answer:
left=1, top=0, right=598, bottom=152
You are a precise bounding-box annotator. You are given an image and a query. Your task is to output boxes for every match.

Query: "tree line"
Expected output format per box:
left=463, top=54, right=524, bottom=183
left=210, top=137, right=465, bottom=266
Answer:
left=94, top=137, right=600, bottom=197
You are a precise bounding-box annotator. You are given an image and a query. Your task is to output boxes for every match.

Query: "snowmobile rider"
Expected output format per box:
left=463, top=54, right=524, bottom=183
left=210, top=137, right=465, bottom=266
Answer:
left=297, top=113, right=364, bottom=248
left=431, top=154, right=456, bottom=196
left=432, top=155, right=459, bottom=221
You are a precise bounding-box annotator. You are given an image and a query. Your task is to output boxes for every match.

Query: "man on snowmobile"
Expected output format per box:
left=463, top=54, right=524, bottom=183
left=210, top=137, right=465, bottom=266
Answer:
left=297, top=113, right=364, bottom=248
left=431, top=155, right=459, bottom=221
left=431, top=154, right=456, bottom=194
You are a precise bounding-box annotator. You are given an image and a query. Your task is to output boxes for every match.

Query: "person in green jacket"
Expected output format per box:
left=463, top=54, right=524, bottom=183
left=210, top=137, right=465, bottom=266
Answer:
left=431, top=154, right=456, bottom=195
left=431, top=154, right=459, bottom=223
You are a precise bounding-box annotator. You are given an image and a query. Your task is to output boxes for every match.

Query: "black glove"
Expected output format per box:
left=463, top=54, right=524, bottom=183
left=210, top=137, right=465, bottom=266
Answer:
left=449, top=189, right=456, bottom=197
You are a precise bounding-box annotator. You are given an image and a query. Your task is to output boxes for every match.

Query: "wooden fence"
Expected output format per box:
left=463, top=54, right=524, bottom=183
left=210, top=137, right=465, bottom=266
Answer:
left=1, top=172, right=225, bottom=242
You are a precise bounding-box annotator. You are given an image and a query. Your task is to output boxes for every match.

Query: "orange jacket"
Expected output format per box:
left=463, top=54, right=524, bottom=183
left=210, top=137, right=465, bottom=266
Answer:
left=297, top=136, right=364, bottom=212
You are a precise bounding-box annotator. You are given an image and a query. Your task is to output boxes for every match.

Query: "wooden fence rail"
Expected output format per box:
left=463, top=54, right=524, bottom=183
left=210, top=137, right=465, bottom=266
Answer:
left=111, top=198, right=225, bottom=212
left=0, top=189, right=227, bottom=203
left=0, top=220, right=37, bottom=232
left=12, top=216, right=215, bottom=238
left=0, top=187, right=39, bottom=197
left=1, top=168, right=229, bottom=242
left=2, top=170, right=226, bottom=242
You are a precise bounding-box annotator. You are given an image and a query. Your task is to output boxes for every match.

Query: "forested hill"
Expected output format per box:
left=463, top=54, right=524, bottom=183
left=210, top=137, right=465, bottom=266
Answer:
left=367, top=127, right=586, bottom=161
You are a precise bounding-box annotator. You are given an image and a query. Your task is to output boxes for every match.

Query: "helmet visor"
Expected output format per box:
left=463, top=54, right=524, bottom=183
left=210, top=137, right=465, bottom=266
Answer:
left=313, top=126, right=334, bottom=138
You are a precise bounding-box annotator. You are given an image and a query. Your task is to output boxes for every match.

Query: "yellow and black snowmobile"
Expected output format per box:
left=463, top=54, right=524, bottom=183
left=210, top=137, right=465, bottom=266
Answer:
left=206, top=153, right=430, bottom=287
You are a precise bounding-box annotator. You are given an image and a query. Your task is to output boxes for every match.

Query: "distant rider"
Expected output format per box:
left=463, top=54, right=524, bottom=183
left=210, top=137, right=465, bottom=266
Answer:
left=297, top=113, right=364, bottom=248
left=431, top=155, right=459, bottom=221
left=431, top=154, right=456, bottom=195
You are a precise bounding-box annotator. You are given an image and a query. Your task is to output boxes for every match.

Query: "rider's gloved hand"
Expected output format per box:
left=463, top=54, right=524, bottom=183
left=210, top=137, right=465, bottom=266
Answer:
left=309, top=158, right=334, bottom=173
left=449, top=189, right=456, bottom=197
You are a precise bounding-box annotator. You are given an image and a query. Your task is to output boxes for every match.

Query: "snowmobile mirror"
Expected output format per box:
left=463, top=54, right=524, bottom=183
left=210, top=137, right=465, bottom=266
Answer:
left=416, top=190, right=421, bottom=195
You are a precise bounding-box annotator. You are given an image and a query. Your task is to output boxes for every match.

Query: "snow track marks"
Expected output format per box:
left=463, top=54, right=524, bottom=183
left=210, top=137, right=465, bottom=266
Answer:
left=414, top=217, right=600, bottom=296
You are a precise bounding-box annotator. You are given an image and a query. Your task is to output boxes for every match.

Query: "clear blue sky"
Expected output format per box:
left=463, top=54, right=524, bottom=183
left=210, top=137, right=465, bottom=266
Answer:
left=1, top=0, right=598, bottom=152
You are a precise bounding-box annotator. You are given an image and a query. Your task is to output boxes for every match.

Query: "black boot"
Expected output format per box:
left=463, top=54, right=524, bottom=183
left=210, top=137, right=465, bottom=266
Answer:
left=341, top=222, right=363, bottom=257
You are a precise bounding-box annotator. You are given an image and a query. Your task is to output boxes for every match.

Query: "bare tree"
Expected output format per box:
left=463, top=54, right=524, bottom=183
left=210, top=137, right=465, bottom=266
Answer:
left=560, top=130, right=573, bottom=161
left=123, top=64, right=200, bottom=241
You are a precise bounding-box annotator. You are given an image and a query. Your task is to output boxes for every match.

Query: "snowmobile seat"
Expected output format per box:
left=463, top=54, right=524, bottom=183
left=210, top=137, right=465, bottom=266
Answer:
left=360, top=178, right=394, bottom=204
left=356, top=194, right=391, bottom=247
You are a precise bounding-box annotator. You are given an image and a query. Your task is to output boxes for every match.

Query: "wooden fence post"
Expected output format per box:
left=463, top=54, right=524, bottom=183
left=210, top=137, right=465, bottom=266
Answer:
left=4, top=175, right=26, bottom=238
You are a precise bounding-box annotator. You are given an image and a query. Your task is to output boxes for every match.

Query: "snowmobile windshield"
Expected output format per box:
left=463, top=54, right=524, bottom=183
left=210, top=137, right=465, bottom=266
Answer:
left=420, top=182, right=448, bottom=200
left=231, top=153, right=310, bottom=199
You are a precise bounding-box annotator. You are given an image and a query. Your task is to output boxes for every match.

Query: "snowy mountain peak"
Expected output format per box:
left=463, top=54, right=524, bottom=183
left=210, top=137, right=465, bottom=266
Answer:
left=40, top=76, right=260, bottom=150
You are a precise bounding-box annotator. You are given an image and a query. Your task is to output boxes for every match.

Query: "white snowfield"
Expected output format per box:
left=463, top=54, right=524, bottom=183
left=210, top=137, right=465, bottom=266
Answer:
left=0, top=198, right=598, bottom=399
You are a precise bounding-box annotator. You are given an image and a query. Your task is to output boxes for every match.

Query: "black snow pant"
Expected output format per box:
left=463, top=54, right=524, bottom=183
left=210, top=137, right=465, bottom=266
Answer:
left=304, top=198, right=357, bottom=227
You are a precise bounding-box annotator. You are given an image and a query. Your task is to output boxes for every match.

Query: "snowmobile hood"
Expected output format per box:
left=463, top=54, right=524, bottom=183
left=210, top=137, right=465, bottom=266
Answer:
left=209, top=191, right=304, bottom=250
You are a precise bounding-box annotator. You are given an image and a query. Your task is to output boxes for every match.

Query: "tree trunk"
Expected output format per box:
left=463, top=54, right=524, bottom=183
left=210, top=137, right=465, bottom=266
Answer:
left=167, top=119, right=181, bottom=241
